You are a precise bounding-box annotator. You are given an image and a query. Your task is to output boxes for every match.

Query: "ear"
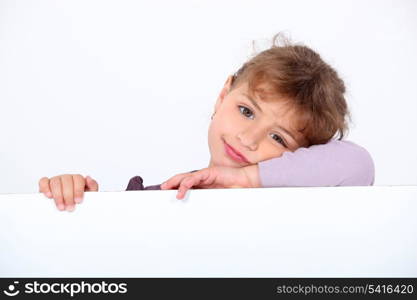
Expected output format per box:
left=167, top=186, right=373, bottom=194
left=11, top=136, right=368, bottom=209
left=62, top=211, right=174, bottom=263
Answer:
left=213, top=75, right=234, bottom=112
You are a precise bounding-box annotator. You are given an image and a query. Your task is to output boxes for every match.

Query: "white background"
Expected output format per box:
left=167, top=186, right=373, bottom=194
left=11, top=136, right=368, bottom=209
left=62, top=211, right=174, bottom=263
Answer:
left=1, top=0, right=416, bottom=194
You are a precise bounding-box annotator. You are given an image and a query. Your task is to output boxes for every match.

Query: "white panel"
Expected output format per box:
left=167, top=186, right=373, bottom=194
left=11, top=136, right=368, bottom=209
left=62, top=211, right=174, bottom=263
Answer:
left=1, top=186, right=416, bottom=277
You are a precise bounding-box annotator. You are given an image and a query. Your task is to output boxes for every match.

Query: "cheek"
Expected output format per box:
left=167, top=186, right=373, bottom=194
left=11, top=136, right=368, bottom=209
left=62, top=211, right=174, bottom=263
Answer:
left=218, top=111, right=243, bottom=134
left=209, top=111, right=240, bottom=137
left=207, top=116, right=235, bottom=155
left=207, top=121, right=223, bottom=154
left=263, top=146, right=289, bottom=161
left=256, top=141, right=290, bottom=162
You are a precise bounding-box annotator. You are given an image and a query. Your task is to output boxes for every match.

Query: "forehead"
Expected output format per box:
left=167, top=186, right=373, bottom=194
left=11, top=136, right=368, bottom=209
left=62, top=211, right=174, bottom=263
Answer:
left=236, top=81, right=295, bottom=115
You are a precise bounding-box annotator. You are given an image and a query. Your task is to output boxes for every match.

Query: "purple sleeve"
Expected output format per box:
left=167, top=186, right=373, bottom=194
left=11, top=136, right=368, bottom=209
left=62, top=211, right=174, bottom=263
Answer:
left=258, top=139, right=375, bottom=187
left=125, top=176, right=161, bottom=190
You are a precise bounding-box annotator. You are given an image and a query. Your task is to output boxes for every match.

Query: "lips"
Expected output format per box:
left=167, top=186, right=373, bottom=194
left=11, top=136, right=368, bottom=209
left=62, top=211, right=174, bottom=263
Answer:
left=223, top=140, right=250, bottom=164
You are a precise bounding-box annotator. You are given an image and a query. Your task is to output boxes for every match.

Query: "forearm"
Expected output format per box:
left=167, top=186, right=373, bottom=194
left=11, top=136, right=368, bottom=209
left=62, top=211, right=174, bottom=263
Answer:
left=257, top=140, right=375, bottom=187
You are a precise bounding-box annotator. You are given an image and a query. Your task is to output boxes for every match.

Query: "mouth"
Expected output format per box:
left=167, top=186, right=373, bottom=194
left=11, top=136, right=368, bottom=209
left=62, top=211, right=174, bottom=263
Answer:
left=223, top=139, right=250, bottom=164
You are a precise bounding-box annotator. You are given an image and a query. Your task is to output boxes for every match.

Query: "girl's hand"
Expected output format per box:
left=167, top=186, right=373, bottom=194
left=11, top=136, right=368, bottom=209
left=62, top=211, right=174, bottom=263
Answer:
left=38, top=174, right=99, bottom=211
left=160, top=165, right=260, bottom=200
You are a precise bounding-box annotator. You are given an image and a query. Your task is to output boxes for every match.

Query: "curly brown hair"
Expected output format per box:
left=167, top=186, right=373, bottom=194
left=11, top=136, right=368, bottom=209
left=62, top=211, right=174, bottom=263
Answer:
left=230, top=33, right=350, bottom=146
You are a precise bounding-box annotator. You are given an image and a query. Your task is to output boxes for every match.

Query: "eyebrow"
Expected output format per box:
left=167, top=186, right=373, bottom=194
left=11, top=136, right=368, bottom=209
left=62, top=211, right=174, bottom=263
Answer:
left=242, top=93, right=263, bottom=113
left=275, top=124, right=297, bottom=145
left=242, top=93, right=297, bottom=144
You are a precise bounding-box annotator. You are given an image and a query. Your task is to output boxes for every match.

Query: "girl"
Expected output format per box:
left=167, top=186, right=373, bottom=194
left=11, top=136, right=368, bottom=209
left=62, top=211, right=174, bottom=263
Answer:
left=39, top=34, right=374, bottom=211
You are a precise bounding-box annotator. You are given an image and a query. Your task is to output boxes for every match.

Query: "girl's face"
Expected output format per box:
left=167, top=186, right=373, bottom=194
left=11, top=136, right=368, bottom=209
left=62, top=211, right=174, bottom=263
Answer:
left=208, top=76, right=307, bottom=168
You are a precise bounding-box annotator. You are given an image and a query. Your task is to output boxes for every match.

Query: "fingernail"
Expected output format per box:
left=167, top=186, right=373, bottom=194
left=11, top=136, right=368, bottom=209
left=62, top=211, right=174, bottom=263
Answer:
left=58, top=204, right=65, bottom=211
left=46, top=192, right=52, bottom=198
left=66, top=205, right=74, bottom=212
left=75, top=197, right=83, bottom=204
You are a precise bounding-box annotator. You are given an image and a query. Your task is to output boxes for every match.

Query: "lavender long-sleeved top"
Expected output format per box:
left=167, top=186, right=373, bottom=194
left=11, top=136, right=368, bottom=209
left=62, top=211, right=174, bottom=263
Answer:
left=126, top=139, right=375, bottom=191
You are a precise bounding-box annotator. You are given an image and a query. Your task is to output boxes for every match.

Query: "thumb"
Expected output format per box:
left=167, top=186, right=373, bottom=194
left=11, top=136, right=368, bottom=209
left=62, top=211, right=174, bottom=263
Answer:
left=85, top=175, right=99, bottom=191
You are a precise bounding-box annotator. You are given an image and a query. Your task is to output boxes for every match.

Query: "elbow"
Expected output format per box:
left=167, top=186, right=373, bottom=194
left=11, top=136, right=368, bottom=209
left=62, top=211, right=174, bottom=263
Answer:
left=341, top=145, right=375, bottom=186
left=361, top=148, right=375, bottom=185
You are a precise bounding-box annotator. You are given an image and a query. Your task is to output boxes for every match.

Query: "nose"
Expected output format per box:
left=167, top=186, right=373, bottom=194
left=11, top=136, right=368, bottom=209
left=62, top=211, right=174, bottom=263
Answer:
left=236, top=125, right=266, bottom=151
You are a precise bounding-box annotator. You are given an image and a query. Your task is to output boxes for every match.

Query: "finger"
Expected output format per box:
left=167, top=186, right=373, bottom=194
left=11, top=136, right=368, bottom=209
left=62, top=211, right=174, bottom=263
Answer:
left=61, top=175, right=75, bottom=211
left=171, top=171, right=205, bottom=189
left=161, top=174, right=186, bottom=190
left=176, top=176, right=198, bottom=200
left=85, top=175, right=99, bottom=191
left=176, top=178, right=195, bottom=199
left=73, top=174, right=86, bottom=204
left=161, top=172, right=191, bottom=190
left=50, top=177, right=65, bottom=211
left=177, top=169, right=211, bottom=192
left=39, top=177, right=52, bottom=198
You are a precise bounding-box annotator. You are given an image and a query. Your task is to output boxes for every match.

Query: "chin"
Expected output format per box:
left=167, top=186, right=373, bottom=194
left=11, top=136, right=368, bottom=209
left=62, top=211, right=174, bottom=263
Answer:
left=210, top=156, right=234, bottom=168
left=221, top=157, right=244, bottom=168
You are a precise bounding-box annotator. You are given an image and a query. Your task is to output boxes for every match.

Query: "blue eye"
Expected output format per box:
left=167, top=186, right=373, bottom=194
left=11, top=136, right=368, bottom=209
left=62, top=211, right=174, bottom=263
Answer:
left=270, top=133, right=287, bottom=147
left=239, top=105, right=254, bottom=119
